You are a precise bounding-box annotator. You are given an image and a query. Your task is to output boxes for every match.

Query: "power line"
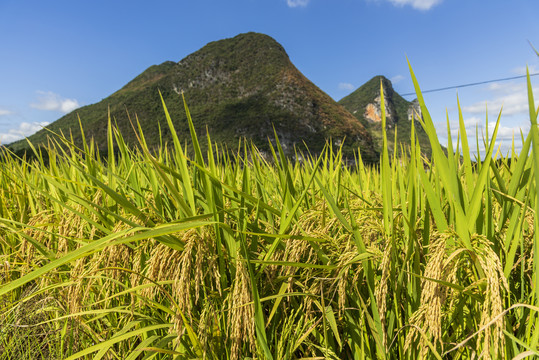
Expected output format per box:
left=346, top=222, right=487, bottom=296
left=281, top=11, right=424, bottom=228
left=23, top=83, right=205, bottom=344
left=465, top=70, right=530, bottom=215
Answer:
left=400, top=72, right=539, bottom=97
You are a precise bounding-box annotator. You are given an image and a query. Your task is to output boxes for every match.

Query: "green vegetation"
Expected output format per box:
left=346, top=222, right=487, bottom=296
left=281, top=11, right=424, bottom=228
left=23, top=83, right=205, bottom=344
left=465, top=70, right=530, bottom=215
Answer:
left=339, top=75, right=433, bottom=157
left=1, top=65, right=539, bottom=359
left=9, top=32, right=378, bottom=163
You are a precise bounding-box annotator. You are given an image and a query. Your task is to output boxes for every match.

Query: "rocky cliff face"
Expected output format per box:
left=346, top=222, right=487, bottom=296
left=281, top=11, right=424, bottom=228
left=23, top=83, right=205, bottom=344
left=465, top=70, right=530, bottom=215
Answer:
left=407, top=99, right=422, bottom=122
left=363, top=84, right=395, bottom=126
left=11, top=32, right=378, bottom=162
left=363, top=90, right=422, bottom=128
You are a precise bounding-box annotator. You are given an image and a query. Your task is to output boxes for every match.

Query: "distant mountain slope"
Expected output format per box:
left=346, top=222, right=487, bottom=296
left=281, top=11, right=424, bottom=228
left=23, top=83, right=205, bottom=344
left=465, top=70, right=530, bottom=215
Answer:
left=10, top=32, right=378, bottom=162
left=338, top=76, right=431, bottom=157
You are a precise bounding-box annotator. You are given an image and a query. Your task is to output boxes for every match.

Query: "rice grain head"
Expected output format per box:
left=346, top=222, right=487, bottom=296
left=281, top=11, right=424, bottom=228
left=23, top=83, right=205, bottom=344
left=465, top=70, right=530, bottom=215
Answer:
left=375, top=243, right=392, bottom=347
left=405, top=231, right=452, bottom=355
left=470, top=234, right=508, bottom=359
left=228, top=253, right=256, bottom=360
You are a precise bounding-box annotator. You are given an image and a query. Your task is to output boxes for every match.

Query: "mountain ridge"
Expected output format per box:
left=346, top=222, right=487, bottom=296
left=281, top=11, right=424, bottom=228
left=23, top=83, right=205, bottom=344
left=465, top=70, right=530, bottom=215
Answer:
left=338, top=75, right=431, bottom=157
left=10, top=32, right=379, bottom=161
left=9, top=32, right=431, bottom=161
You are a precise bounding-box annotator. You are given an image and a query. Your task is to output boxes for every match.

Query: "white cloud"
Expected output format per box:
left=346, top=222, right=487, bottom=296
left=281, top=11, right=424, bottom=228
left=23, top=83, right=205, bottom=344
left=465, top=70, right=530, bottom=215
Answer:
left=0, top=121, right=49, bottom=145
left=338, top=82, right=355, bottom=91
left=511, top=65, right=538, bottom=75
left=0, top=109, right=12, bottom=116
left=287, top=0, right=309, bottom=7
left=447, top=116, right=528, bottom=140
left=441, top=121, right=529, bottom=158
left=463, top=94, right=529, bottom=116
left=437, top=74, right=538, bottom=157
left=461, top=116, right=482, bottom=129
left=385, top=0, right=442, bottom=10
left=463, top=82, right=538, bottom=116
left=31, top=91, right=80, bottom=114
left=390, top=75, right=404, bottom=84
left=491, top=123, right=528, bottom=141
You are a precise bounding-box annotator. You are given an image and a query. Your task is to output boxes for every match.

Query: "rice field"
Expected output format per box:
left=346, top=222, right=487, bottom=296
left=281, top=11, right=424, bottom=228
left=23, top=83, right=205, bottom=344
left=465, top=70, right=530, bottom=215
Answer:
left=0, top=67, right=538, bottom=359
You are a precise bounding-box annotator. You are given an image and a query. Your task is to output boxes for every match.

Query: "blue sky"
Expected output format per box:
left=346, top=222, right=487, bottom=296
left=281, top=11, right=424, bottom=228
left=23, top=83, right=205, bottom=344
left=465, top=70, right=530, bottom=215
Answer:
left=0, top=0, right=538, bottom=155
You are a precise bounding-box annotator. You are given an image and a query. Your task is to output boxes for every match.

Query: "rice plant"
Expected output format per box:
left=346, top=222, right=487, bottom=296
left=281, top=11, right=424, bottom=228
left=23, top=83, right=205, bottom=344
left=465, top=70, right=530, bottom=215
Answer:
left=0, top=66, right=538, bottom=359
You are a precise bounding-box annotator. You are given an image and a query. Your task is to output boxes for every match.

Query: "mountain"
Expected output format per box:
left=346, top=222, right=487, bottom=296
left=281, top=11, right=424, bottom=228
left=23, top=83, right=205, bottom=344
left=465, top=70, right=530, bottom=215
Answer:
left=338, top=76, right=431, bottom=157
left=10, top=32, right=378, bottom=162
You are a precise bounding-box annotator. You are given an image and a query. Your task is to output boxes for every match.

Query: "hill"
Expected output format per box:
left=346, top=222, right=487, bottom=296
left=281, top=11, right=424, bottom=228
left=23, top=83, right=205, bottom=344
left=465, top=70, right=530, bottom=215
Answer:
left=338, top=76, right=431, bottom=157
left=10, top=32, right=378, bottom=162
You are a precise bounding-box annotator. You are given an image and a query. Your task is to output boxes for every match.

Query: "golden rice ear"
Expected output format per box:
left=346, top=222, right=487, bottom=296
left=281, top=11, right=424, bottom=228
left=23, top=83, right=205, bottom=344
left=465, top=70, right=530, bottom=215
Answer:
left=171, top=227, right=220, bottom=313
left=404, top=232, right=451, bottom=353
left=404, top=231, right=510, bottom=358
left=470, top=234, right=508, bottom=359
left=375, top=242, right=392, bottom=347
left=229, top=252, right=256, bottom=360
left=143, top=242, right=182, bottom=300
left=174, top=232, right=196, bottom=316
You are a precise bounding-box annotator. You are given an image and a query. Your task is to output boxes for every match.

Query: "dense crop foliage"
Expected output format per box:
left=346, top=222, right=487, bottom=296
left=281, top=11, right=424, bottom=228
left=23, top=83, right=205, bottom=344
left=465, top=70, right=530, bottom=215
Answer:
left=0, top=68, right=538, bottom=359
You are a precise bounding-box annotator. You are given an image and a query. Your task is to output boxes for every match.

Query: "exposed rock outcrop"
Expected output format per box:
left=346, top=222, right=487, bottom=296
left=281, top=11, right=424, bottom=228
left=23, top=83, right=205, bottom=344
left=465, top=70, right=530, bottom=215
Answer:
left=407, top=99, right=422, bottom=122
left=338, top=76, right=432, bottom=157
left=363, top=85, right=394, bottom=126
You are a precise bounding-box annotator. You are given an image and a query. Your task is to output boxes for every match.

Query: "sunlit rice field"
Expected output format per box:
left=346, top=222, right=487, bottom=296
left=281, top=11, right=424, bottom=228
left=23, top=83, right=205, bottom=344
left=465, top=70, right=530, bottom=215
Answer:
left=0, top=67, right=539, bottom=359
